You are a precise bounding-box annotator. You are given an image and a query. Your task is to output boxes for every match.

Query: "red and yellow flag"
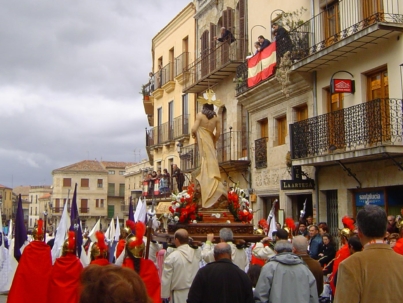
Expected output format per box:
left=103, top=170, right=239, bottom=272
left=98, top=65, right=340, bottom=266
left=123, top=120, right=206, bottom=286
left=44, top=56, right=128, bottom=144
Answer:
left=247, top=41, right=276, bottom=88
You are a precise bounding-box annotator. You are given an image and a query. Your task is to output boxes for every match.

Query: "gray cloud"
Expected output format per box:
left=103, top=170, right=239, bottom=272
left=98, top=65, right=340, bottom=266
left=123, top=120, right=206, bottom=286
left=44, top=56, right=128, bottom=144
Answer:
left=0, top=0, right=190, bottom=187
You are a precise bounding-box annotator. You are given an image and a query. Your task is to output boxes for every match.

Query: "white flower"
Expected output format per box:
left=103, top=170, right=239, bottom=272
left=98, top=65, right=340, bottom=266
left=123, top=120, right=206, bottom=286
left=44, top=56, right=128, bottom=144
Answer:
left=226, top=220, right=231, bottom=224
left=174, top=216, right=179, bottom=222
left=249, top=208, right=253, bottom=213
left=212, top=213, right=221, bottom=218
left=175, top=202, right=181, bottom=208
left=242, top=198, right=249, bottom=204
left=185, top=194, right=190, bottom=199
left=163, top=213, right=168, bottom=218
left=192, top=220, right=197, bottom=224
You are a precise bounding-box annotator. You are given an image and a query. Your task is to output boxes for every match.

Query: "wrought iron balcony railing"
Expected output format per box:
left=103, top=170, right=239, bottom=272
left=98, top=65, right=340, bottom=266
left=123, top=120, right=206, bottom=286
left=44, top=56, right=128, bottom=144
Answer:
left=180, top=144, right=200, bottom=172
left=290, top=98, right=403, bottom=160
left=184, top=40, right=244, bottom=92
left=255, top=137, right=268, bottom=169
left=158, top=62, right=174, bottom=87
left=287, top=0, right=402, bottom=64
left=175, top=52, right=189, bottom=77
left=173, top=115, right=189, bottom=139
left=146, top=116, right=189, bottom=147
left=217, top=130, right=248, bottom=163
left=80, top=207, right=89, bottom=214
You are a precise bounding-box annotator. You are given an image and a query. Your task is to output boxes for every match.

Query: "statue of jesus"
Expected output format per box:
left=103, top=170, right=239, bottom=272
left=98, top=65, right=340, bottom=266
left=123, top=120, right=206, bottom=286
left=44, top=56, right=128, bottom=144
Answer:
left=191, top=90, right=227, bottom=208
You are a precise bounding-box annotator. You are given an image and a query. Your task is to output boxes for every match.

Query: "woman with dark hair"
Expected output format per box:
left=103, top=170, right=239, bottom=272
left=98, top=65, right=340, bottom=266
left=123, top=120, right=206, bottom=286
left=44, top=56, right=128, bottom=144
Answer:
left=80, top=265, right=151, bottom=303
left=318, top=233, right=336, bottom=274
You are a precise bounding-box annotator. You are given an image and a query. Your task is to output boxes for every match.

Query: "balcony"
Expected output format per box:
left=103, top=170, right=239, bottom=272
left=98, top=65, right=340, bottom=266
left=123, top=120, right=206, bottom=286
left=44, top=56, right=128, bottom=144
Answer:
left=80, top=207, right=89, bottom=214
left=255, top=137, right=268, bottom=169
left=288, top=0, right=403, bottom=72
left=290, top=98, right=403, bottom=166
left=180, top=144, right=200, bottom=173
left=179, top=130, right=250, bottom=173
left=173, top=115, right=190, bottom=141
left=183, top=40, right=244, bottom=93
left=175, top=52, right=189, bottom=84
left=146, top=115, right=190, bottom=149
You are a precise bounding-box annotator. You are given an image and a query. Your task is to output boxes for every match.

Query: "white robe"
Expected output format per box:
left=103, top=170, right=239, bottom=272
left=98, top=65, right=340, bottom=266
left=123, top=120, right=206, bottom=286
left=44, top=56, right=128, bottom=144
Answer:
left=161, top=244, right=201, bottom=303
left=202, top=241, right=248, bottom=272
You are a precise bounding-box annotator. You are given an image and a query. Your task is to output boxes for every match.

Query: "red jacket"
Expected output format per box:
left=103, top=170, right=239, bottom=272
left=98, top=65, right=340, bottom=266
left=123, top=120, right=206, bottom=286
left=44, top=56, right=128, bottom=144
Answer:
left=8, top=241, right=52, bottom=303
left=47, top=253, right=83, bottom=303
left=123, top=258, right=161, bottom=303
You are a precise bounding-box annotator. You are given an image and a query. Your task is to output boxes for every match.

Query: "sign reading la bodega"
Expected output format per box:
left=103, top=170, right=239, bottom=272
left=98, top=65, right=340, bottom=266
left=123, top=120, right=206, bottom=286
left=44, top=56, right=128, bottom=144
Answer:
left=281, top=179, right=315, bottom=190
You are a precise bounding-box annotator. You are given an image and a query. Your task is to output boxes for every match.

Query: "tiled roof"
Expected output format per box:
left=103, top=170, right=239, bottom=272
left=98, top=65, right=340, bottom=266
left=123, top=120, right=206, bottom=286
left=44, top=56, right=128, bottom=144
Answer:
left=0, top=184, right=12, bottom=190
left=101, top=161, right=136, bottom=169
left=53, top=160, right=108, bottom=174
left=39, top=193, right=52, bottom=199
left=13, top=185, right=31, bottom=196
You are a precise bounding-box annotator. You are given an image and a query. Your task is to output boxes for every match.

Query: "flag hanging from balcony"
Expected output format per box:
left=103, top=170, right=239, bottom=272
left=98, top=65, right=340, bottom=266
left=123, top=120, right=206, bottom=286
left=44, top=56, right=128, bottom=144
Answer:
left=69, top=183, right=83, bottom=257
left=14, top=194, right=27, bottom=262
left=247, top=41, right=277, bottom=88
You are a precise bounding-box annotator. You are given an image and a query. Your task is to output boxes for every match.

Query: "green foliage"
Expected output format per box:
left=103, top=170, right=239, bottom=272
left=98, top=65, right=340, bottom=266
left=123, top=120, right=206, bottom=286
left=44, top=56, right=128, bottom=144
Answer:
left=276, top=7, right=307, bottom=31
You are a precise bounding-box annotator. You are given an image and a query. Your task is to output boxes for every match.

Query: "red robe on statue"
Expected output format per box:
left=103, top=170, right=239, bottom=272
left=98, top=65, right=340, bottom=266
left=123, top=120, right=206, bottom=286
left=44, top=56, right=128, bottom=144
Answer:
left=123, top=258, right=161, bottom=303
left=8, top=241, right=52, bottom=303
left=90, top=258, right=110, bottom=266
left=329, top=243, right=350, bottom=295
left=47, top=253, right=83, bottom=303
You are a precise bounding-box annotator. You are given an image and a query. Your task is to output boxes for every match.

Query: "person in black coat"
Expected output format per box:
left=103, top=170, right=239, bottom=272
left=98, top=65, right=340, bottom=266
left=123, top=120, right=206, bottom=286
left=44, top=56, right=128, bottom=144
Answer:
left=187, top=243, right=254, bottom=303
left=272, top=23, right=292, bottom=61
left=257, top=35, right=271, bottom=51
left=318, top=233, right=336, bottom=274
left=215, top=27, right=236, bottom=44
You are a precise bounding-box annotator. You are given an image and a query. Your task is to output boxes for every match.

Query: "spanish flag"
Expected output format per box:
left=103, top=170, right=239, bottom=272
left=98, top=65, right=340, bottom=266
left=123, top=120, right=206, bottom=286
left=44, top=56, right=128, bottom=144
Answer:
left=247, top=41, right=277, bottom=88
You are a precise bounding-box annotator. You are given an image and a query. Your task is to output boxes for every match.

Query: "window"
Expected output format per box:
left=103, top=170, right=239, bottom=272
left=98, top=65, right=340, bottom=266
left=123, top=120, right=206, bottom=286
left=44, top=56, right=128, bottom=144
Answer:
left=108, top=170, right=115, bottom=175
left=30, top=218, right=32, bottom=227
left=119, top=184, right=125, bottom=197
left=107, top=205, right=114, bottom=219
left=259, top=118, right=269, bottom=140
left=367, top=68, right=388, bottom=100
left=169, top=101, right=174, bottom=140
left=119, top=171, right=125, bottom=175
left=201, top=30, right=209, bottom=77
left=36, top=195, right=38, bottom=204
left=55, top=199, right=60, bottom=212
left=81, top=178, right=89, bottom=188
left=63, top=178, right=72, bottom=187
left=97, top=179, right=103, bottom=188
left=108, top=183, right=115, bottom=196
left=35, top=207, right=37, bottom=215
left=277, top=116, right=288, bottom=145
left=157, top=107, right=162, bottom=143
left=30, top=207, right=32, bottom=215
left=63, top=199, right=70, bottom=208
left=80, top=199, right=88, bottom=213
left=96, top=199, right=104, bottom=208
left=323, top=1, right=340, bottom=46
left=296, top=104, right=308, bottom=122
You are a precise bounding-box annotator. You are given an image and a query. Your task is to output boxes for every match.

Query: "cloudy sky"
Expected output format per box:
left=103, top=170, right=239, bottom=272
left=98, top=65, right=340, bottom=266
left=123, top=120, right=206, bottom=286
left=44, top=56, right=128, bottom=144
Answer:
left=0, top=0, right=190, bottom=188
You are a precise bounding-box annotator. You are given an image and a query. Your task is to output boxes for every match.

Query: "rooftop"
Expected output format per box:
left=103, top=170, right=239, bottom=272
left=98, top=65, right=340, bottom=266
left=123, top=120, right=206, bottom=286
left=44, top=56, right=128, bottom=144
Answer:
left=101, top=161, right=136, bottom=169
left=53, top=160, right=108, bottom=174
left=13, top=185, right=31, bottom=196
left=0, top=184, right=12, bottom=190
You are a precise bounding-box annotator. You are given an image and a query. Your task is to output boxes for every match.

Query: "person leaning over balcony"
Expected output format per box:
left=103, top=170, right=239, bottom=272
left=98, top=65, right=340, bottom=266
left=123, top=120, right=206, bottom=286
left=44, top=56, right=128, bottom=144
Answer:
left=257, top=35, right=271, bottom=51
left=214, top=27, right=235, bottom=44
left=272, top=22, right=292, bottom=59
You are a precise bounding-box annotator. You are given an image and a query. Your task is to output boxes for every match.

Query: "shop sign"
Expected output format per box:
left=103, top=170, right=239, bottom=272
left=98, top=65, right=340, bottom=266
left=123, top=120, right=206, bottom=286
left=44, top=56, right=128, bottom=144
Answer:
left=331, top=79, right=355, bottom=94
left=355, top=190, right=384, bottom=206
left=280, top=179, right=315, bottom=190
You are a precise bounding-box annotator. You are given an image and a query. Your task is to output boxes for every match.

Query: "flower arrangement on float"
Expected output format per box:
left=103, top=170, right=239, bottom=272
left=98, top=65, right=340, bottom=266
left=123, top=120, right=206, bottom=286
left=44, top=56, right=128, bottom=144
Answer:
left=227, top=185, right=253, bottom=223
left=168, top=183, right=201, bottom=224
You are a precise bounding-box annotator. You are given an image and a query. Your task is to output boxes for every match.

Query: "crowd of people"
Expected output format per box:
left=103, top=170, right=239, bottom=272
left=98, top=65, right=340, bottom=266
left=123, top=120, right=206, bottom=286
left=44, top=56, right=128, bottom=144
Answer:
left=142, top=164, right=186, bottom=196
left=2, top=205, right=403, bottom=303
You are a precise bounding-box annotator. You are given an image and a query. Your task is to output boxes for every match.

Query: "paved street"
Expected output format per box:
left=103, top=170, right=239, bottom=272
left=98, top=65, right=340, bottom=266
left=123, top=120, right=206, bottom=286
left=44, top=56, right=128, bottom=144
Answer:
left=0, top=294, right=6, bottom=303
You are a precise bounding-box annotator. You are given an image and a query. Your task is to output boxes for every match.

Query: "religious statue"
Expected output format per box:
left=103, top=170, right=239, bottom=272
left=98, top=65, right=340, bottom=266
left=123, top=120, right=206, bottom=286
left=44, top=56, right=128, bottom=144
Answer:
left=191, top=89, right=227, bottom=208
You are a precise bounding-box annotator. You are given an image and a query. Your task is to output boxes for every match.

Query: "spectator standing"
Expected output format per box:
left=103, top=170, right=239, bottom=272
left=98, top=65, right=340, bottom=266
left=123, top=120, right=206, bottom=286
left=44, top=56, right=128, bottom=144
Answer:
left=318, top=233, right=336, bottom=274
left=308, top=225, right=322, bottom=260
left=214, top=27, right=235, bottom=44
left=187, top=243, right=254, bottom=303
left=254, top=240, right=318, bottom=303
left=292, top=235, right=323, bottom=297
left=257, top=35, right=271, bottom=51
left=335, top=205, right=403, bottom=303
left=172, top=164, right=185, bottom=192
